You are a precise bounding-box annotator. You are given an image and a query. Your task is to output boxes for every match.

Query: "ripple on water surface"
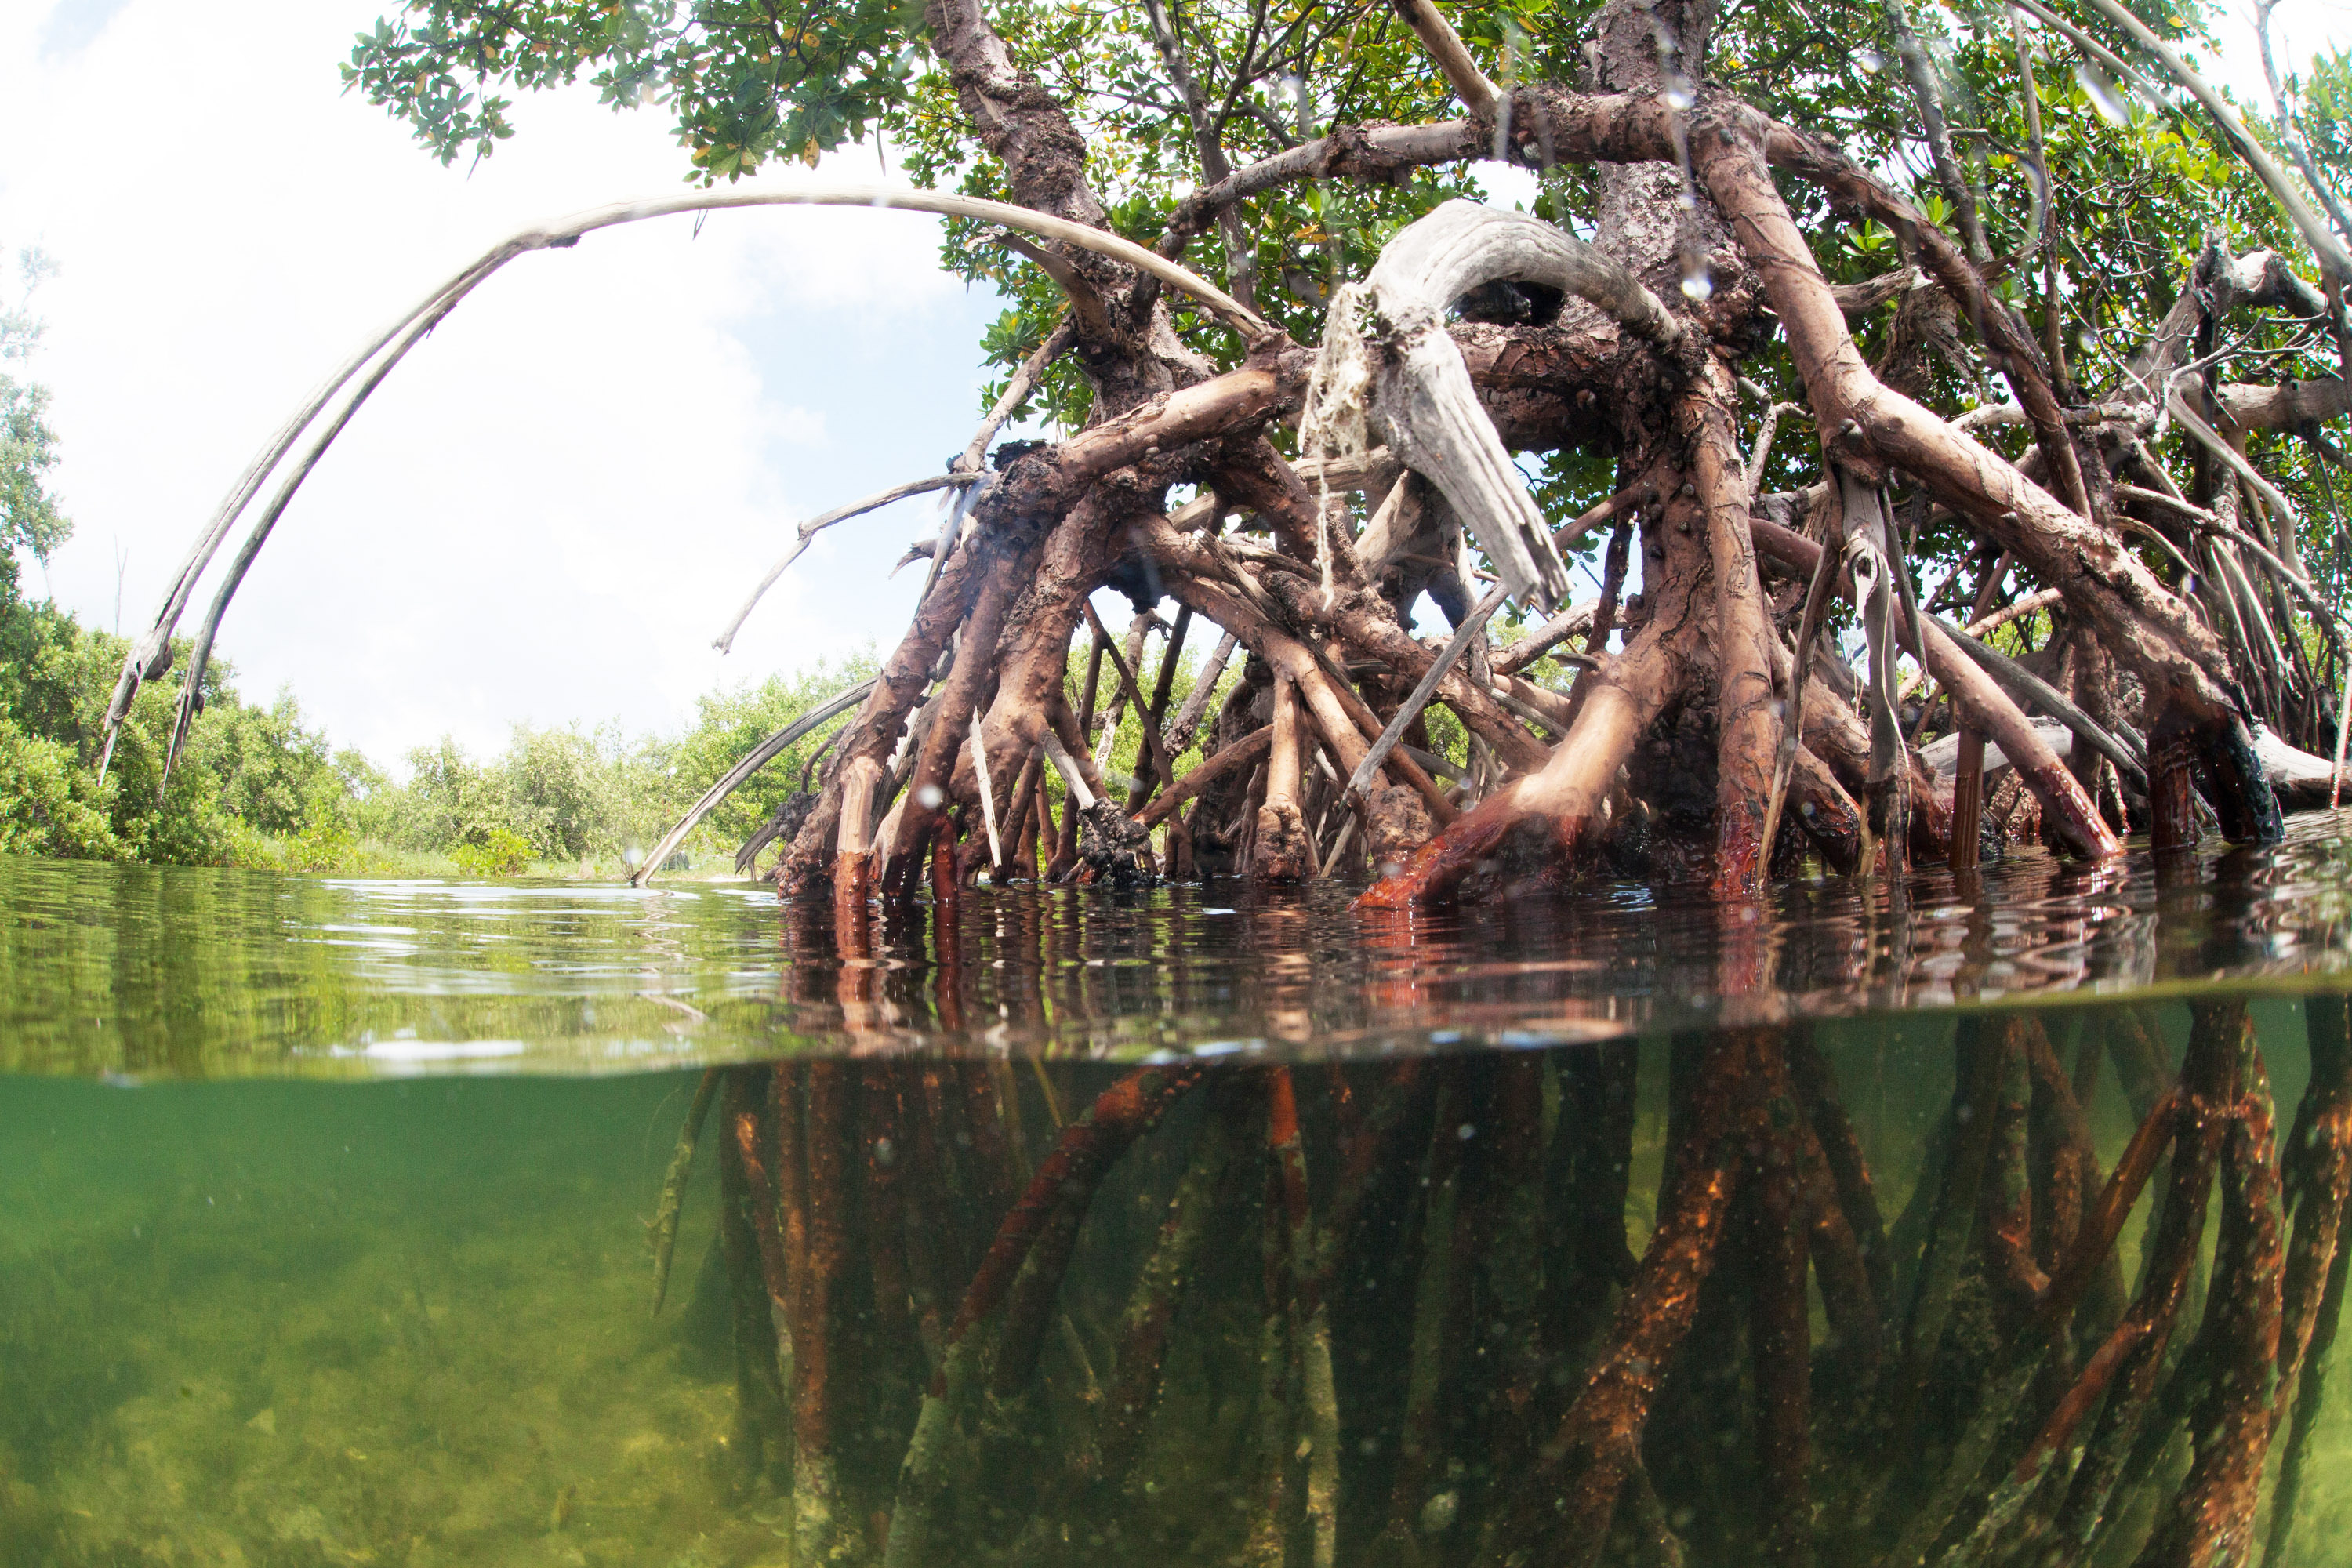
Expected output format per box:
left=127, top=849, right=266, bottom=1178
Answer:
left=6, top=815, right=2352, bottom=1076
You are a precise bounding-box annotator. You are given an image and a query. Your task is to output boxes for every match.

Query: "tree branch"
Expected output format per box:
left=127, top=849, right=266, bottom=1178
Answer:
left=1385, top=0, right=1498, bottom=117
left=1882, top=0, right=1991, bottom=260
left=2069, top=0, right=2352, bottom=283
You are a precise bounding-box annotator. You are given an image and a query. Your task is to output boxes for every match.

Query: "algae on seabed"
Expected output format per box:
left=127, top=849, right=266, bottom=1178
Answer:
left=0, top=1072, right=787, bottom=1568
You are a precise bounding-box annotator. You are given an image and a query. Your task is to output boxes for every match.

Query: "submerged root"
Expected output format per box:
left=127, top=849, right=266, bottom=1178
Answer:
left=666, top=978, right=2336, bottom=1568
left=648, top=1067, right=722, bottom=1317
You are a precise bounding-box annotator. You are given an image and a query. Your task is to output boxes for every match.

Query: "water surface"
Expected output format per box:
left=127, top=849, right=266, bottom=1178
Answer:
left=7, top=815, right=2352, bottom=1077
left=9, top=840, right=2352, bottom=1566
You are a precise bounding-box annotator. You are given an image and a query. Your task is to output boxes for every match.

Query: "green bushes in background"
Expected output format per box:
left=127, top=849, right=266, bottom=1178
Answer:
left=0, top=579, right=874, bottom=879
left=449, top=827, right=533, bottom=877
left=347, top=657, right=875, bottom=874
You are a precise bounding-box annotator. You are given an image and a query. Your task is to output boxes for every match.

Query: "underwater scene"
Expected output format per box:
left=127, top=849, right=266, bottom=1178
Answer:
left=7, top=834, right=2352, bottom=1567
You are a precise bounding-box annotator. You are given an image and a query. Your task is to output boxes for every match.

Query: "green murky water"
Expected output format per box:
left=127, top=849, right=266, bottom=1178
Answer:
left=8, top=837, right=2352, bottom=1566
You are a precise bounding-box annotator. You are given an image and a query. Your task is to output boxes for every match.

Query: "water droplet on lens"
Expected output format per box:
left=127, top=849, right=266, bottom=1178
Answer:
left=2074, top=61, right=2129, bottom=125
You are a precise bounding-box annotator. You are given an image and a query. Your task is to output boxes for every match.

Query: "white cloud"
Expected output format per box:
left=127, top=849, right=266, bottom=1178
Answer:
left=2, top=0, right=1003, bottom=765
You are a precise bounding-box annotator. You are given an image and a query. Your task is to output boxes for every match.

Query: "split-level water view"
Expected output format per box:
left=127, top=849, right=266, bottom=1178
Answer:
left=4, top=827, right=2352, bottom=1566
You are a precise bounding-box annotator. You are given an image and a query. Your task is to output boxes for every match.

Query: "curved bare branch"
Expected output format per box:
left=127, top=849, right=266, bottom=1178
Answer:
left=630, top=678, right=877, bottom=887
left=113, top=184, right=1269, bottom=789
left=715, top=474, right=989, bottom=656
left=1325, top=199, right=1686, bottom=612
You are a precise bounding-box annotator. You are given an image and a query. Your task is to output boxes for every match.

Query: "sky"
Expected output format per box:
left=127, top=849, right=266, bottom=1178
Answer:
left=1, top=0, right=1007, bottom=766
left=1, top=0, right=2345, bottom=770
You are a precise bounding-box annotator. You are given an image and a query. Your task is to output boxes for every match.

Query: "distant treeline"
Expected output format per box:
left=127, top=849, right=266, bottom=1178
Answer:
left=0, top=579, right=875, bottom=876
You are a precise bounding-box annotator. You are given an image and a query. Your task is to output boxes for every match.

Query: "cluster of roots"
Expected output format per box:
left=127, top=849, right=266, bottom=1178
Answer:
left=735, top=0, right=2337, bottom=921
left=100, top=0, right=2350, bottom=911
left=648, top=993, right=2350, bottom=1567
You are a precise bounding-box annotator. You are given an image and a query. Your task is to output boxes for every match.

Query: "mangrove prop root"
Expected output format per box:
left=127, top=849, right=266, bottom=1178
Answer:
left=1486, top=1053, right=1552, bottom=1481
left=1093, top=1092, right=1239, bottom=1486
left=884, top=1062, right=1207, bottom=1568
left=1795, top=1116, right=1884, bottom=1382
left=2023, top=1020, right=2104, bottom=1313
left=1269, top=1066, right=1341, bottom=1568
left=1382, top=1074, right=1469, bottom=1549
left=1891, top=1015, right=2009, bottom=1432
left=1897, top=1064, right=2194, bottom=1566
left=862, top=1062, right=916, bottom=1377
left=648, top=1066, right=721, bottom=1316
left=898, top=1073, right=956, bottom=1367
left=2274, top=993, right=2352, bottom=1419
left=716, top=1069, right=789, bottom=1473
left=2266, top=994, right=2352, bottom=1565
left=131, top=0, right=2352, bottom=908
left=1750, top=1120, right=1817, bottom=1568
left=1789, top=1031, right=1893, bottom=1313
left=955, top=1061, right=1024, bottom=1233
left=731, top=1070, right=795, bottom=1359
left=2132, top=1003, right=2282, bottom=1568
left=1490, top=1027, right=1781, bottom=1566
left=2048, top=1007, right=2234, bottom=1552
left=989, top=1063, right=1210, bottom=1394
left=669, top=994, right=2352, bottom=1568
left=1247, top=1080, right=1299, bottom=1568
left=1985, top=1032, right=2048, bottom=1317
left=792, top=1062, right=862, bottom=1565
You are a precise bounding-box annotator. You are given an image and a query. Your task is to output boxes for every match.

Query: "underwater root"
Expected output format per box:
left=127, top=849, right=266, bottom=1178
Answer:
left=655, top=982, right=2351, bottom=1567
